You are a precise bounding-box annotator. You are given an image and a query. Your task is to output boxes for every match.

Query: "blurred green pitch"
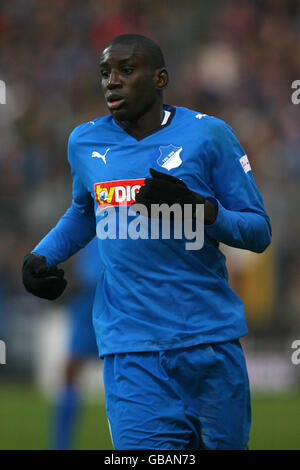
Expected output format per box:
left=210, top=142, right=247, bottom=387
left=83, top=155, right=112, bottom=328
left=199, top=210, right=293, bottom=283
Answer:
left=0, top=383, right=299, bottom=450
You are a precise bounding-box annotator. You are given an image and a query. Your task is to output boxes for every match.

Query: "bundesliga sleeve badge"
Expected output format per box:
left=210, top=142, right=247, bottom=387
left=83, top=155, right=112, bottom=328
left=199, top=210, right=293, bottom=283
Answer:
left=239, top=154, right=251, bottom=173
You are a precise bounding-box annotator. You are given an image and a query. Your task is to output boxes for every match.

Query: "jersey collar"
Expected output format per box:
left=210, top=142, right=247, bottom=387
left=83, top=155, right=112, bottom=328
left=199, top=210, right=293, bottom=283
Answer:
left=111, top=105, right=176, bottom=141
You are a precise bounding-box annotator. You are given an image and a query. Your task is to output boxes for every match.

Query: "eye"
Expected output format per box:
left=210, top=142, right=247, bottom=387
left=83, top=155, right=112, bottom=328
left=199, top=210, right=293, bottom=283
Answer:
left=100, top=69, right=109, bottom=79
left=122, top=67, right=134, bottom=75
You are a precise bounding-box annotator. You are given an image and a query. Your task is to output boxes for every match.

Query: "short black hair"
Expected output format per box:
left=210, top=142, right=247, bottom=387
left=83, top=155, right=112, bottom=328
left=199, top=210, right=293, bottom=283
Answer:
left=104, top=34, right=165, bottom=70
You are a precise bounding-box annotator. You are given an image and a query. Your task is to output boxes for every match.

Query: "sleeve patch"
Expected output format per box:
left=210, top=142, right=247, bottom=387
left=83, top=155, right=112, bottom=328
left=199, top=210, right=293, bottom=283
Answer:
left=239, top=154, right=251, bottom=173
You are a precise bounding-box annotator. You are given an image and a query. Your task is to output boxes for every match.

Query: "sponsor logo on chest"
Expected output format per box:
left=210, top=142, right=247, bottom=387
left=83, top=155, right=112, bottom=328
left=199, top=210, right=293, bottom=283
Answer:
left=94, top=178, right=145, bottom=208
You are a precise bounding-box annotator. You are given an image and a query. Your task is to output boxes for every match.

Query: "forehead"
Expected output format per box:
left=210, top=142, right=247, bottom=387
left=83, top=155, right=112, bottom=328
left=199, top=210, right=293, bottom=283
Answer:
left=100, top=43, right=151, bottom=66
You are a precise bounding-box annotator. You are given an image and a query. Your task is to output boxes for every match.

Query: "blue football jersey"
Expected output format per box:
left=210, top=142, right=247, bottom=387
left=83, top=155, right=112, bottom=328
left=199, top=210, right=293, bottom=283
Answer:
left=34, top=105, right=271, bottom=356
left=72, top=236, right=101, bottom=289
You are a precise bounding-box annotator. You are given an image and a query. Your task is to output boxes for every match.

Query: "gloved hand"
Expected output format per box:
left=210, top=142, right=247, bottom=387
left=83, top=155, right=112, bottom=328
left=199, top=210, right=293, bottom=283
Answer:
left=22, top=253, right=67, bottom=300
left=132, top=168, right=206, bottom=218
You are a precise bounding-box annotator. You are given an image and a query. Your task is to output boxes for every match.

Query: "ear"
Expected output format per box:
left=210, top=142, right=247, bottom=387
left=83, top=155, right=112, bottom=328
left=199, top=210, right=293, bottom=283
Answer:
left=155, top=68, right=168, bottom=91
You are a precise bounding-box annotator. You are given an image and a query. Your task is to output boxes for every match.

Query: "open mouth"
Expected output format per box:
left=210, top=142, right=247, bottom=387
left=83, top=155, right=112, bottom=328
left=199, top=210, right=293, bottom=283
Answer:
left=106, top=97, right=125, bottom=110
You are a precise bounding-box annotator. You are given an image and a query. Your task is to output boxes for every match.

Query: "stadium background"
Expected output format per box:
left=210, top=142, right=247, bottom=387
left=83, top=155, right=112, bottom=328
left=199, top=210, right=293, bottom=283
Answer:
left=0, top=0, right=299, bottom=449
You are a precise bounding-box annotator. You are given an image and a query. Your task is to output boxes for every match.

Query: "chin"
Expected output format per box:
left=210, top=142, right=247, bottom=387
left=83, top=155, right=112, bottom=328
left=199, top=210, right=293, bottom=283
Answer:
left=110, top=107, right=127, bottom=119
left=111, top=108, right=137, bottom=123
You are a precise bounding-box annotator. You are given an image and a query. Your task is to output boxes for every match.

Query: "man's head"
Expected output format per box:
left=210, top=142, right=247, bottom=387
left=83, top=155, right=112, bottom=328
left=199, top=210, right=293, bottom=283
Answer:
left=100, top=34, right=168, bottom=123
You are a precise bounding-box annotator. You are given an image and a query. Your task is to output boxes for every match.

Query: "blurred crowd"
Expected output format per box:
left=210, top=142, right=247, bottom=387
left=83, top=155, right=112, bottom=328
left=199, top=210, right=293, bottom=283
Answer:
left=0, top=0, right=299, bottom=365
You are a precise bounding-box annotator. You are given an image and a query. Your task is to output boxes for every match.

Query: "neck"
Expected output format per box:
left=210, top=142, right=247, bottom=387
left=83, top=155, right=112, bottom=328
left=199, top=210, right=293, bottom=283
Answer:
left=115, top=99, right=164, bottom=137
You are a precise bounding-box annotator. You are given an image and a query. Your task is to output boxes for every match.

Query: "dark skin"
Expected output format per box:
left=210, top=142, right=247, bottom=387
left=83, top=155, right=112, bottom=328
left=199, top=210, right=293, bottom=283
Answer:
left=100, top=42, right=217, bottom=225
left=100, top=42, right=167, bottom=136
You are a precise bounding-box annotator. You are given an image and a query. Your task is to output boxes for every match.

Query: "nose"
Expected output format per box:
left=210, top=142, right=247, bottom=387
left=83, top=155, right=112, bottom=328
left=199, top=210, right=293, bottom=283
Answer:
left=107, top=70, right=122, bottom=89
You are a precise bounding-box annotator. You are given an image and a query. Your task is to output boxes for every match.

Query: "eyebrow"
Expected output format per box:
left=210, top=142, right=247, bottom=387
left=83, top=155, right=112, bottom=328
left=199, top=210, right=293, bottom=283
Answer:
left=100, top=55, right=137, bottom=67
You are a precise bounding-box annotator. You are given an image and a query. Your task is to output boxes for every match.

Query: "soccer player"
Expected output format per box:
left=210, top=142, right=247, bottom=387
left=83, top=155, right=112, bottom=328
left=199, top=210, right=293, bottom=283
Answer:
left=22, top=34, right=271, bottom=450
left=51, top=237, right=99, bottom=450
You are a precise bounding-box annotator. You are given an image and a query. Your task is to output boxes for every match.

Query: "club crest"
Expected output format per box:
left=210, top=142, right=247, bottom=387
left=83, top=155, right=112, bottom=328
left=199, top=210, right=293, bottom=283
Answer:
left=157, top=144, right=183, bottom=171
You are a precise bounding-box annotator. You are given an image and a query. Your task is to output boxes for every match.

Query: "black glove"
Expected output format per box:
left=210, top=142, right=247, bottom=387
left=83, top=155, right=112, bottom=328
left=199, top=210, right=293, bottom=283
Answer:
left=22, top=253, right=67, bottom=300
left=132, top=168, right=205, bottom=217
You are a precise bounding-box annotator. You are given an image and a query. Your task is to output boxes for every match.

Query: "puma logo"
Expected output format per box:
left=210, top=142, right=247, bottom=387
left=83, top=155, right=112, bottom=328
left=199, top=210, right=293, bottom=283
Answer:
left=92, top=148, right=110, bottom=164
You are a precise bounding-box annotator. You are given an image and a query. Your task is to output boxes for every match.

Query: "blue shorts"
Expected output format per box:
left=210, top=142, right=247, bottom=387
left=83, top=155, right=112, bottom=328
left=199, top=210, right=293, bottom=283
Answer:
left=68, top=288, right=98, bottom=358
left=103, top=340, right=251, bottom=450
